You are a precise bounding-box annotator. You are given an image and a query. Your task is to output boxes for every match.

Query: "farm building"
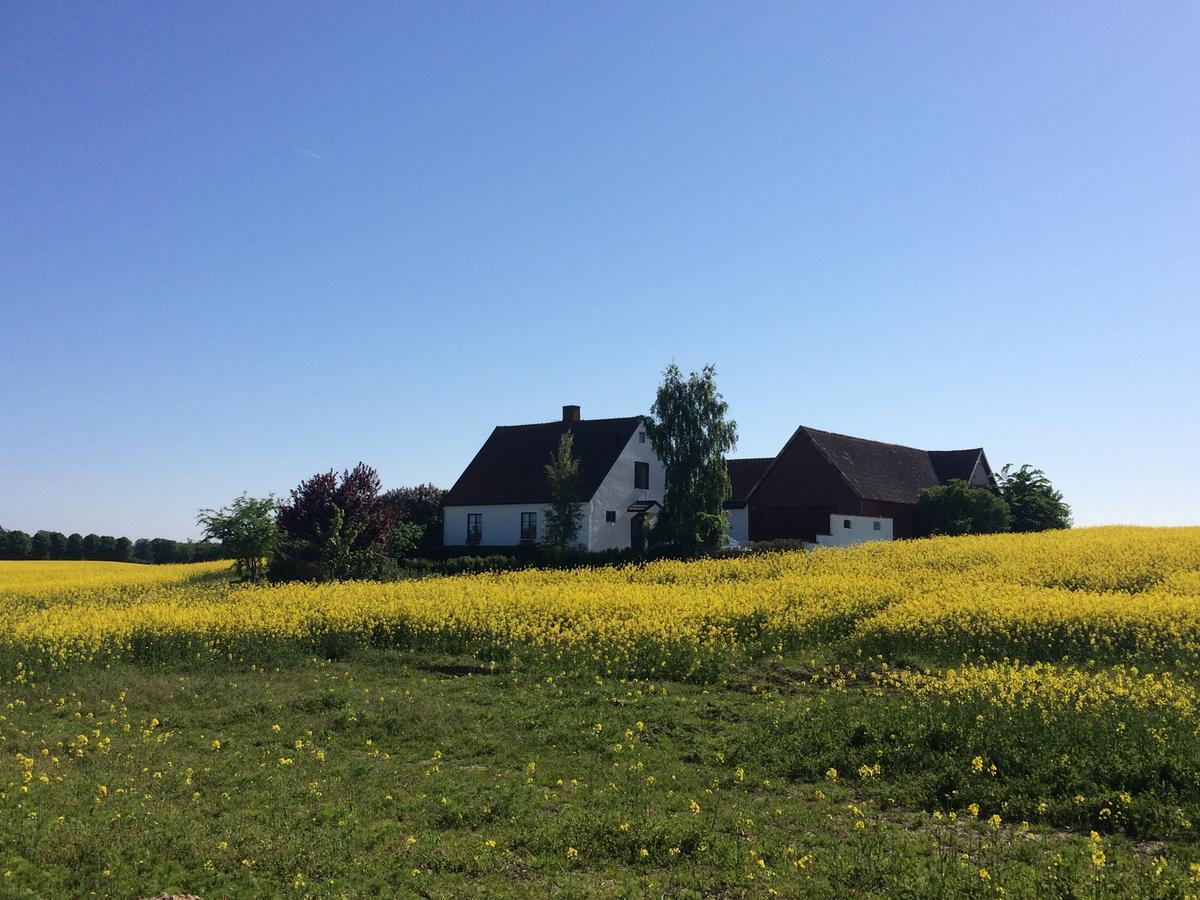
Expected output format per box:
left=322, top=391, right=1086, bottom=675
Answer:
left=728, top=426, right=993, bottom=545
left=442, top=406, right=664, bottom=552
left=444, top=405, right=992, bottom=550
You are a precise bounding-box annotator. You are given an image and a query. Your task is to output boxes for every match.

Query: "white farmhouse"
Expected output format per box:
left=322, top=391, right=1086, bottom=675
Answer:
left=442, top=406, right=665, bottom=552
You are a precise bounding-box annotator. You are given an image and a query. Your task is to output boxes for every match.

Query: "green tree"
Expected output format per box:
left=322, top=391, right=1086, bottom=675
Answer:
left=387, top=521, right=426, bottom=561
left=645, top=363, right=738, bottom=556
left=542, top=431, right=583, bottom=550
left=997, top=464, right=1072, bottom=532
left=66, top=533, right=84, bottom=559
left=30, top=530, right=52, bottom=560
left=114, top=536, right=134, bottom=563
left=918, top=480, right=1011, bottom=537
left=197, top=495, right=281, bottom=582
left=381, top=484, right=447, bottom=549
left=48, top=531, right=68, bottom=559
left=5, top=530, right=32, bottom=560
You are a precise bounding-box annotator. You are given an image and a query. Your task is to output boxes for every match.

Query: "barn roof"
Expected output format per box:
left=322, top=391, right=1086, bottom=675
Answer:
left=928, top=448, right=986, bottom=484
left=724, top=457, right=774, bottom=509
left=802, top=428, right=944, bottom=504
left=747, top=426, right=990, bottom=506
left=443, top=416, right=643, bottom=507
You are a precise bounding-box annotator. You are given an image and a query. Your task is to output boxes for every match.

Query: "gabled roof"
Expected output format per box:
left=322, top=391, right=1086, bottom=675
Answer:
left=747, top=426, right=991, bottom=507
left=928, top=448, right=985, bottom=485
left=804, top=428, right=943, bottom=504
left=444, top=417, right=643, bottom=507
left=724, top=457, right=774, bottom=509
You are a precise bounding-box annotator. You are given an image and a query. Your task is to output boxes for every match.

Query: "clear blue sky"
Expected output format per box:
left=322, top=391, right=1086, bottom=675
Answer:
left=3, top=2, right=1197, bottom=539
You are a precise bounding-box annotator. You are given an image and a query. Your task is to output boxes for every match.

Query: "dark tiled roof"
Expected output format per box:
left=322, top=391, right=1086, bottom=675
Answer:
left=928, top=449, right=984, bottom=484
left=802, top=427, right=984, bottom=505
left=444, top=417, right=643, bottom=507
left=727, top=458, right=774, bottom=501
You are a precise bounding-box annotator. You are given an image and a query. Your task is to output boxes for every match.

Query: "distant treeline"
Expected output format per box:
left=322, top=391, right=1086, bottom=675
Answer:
left=0, top=527, right=227, bottom=564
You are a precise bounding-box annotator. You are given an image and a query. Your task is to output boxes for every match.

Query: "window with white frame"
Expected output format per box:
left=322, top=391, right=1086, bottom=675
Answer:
left=873, top=521, right=881, bottom=531
left=466, top=513, right=482, bottom=543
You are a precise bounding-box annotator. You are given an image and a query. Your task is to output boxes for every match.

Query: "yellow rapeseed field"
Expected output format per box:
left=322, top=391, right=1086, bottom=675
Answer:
left=2, top=526, right=1199, bottom=680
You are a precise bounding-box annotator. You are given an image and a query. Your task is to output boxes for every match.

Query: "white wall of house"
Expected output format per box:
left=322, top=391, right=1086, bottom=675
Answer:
left=813, top=513, right=893, bottom=548
left=968, top=458, right=991, bottom=488
left=725, top=507, right=749, bottom=544
left=585, top=425, right=666, bottom=551
left=443, top=503, right=553, bottom=548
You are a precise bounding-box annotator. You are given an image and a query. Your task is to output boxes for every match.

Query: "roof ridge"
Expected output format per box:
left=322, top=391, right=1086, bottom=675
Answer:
left=495, top=415, right=643, bottom=430
left=802, top=425, right=928, bottom=455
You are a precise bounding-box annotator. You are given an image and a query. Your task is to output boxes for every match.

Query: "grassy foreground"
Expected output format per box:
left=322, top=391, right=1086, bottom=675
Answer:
left=5, top=651, right=1199, bottom=898
left=2, top=528, right=1200, bottom=896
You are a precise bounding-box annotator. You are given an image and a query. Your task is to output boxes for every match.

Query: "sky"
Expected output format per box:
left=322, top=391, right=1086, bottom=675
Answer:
left=2, top=2, right=1198, bottom=540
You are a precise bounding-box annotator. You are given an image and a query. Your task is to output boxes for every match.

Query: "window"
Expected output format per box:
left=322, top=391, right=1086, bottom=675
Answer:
left=605, top=510, right=617, bottom=524
left=634, top=461, right=650, bottom=490
left=520, top=512, right=537, bottom=543
left=466, top=513, right=482, bottom=543
left=843, top=519, right=852, bottom=529
left=873, top=520, right=881, bottom=531
left=638, top=431, right=646, bottom=444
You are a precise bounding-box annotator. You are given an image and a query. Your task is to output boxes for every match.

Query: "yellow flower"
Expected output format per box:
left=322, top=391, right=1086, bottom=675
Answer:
left=211, top=739, right=221, bottom=751
left=565, top=847, right=578, bottom=860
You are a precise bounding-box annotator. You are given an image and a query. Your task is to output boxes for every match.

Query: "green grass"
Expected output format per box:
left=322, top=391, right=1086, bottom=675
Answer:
left=3, top=649, right=1199, bottom=898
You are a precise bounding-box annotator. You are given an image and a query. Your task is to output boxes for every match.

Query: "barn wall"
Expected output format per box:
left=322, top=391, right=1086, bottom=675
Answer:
left=747, top=431, right=860, bottom=542
left=860, top=499, right=920, bottom=539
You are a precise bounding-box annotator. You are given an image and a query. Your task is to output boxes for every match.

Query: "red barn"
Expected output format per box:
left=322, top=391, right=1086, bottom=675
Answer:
left=725, top=426, right=993, bottom=546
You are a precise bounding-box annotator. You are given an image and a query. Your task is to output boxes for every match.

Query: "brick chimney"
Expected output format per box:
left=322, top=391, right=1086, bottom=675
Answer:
left=562, top=404, right=581, bottom=423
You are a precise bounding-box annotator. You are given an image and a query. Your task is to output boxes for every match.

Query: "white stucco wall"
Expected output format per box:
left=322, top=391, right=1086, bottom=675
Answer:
left=813, top=513, right=893, bottom=548
left=968, top=458, right=990, bottom=488
left=725, top=507, right=749, bottom=544
left=443, top=503, right=555, bottom=548
left=585, top=425, right=666, bottom=551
